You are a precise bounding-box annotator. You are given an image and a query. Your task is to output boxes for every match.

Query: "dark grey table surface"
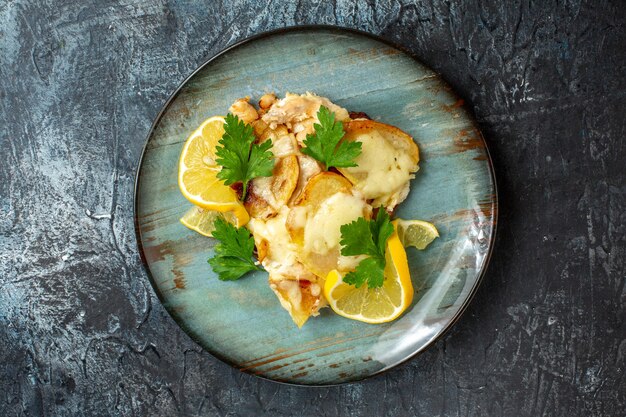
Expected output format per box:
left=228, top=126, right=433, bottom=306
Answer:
left=1, top=1, right=625, bottom=416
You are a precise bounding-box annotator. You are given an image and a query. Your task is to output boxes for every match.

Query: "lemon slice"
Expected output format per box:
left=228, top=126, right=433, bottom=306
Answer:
left=394, top=219, right=439, bottom=250
left=178, top=116, right=250, bottom=226
left=324, top=228, right=413, bottom=324
left=180, top=206, right=238, bottom=237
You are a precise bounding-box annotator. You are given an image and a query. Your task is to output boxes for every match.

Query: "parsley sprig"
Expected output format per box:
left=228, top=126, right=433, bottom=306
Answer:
left=339, top=208, right=394, bottom=288
left=301, top=106, right=362, bottom=171
left=215, top=113, right=274, bottom=200
left=208, top=218, right=260, bottom=281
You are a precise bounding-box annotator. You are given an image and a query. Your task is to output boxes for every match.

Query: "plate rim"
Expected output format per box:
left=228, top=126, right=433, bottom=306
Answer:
left=133, top=24, right=499, bottom=387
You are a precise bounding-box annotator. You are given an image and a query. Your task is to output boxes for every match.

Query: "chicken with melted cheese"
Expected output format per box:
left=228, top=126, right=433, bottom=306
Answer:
left=228, top=93, right=419, bottom=327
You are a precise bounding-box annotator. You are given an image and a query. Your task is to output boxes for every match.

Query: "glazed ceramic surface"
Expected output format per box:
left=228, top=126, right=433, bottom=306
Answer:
left=134, top=27, right=497, bottom=385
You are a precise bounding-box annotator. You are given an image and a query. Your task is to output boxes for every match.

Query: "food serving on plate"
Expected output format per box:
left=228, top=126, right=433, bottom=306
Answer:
left=178, top=92, right=439, bottom=327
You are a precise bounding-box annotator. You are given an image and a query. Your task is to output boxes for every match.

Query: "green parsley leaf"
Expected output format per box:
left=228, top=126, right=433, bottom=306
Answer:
left=301, top=105, right=362, bottom=171
left=343, top=257, right=385, bottom=288
left=371, top=207, right=395, bottom=253
left=215, top=113, right=274, bottom=200
left=339, top=208, right=394, bottom=289
left=338, top=217, right=379, bottom=257
left=209, top=256, right=259, bottom=282
left=208, top=217, right=259, bottom=281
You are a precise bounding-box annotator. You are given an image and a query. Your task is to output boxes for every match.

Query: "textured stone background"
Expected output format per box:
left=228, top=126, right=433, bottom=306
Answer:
left=1, top=0, right=625, bottom=416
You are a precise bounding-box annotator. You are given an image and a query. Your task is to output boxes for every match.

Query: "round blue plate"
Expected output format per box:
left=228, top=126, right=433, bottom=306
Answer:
left=134, top=26, right=497, bottom=385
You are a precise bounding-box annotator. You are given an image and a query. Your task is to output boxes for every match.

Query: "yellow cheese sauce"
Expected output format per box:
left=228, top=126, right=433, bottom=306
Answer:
left=248, top=207, right=298, bottom=273
left=303, top=192, right=369, bottom=255
left=248, top=206, right=319, bottom=283
left=344, top=130, right=415, bottom=202
left=250, top=176, right=278, bottom=208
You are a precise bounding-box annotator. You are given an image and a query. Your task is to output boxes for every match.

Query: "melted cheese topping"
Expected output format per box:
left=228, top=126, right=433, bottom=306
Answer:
left=344, top=130, right=416, bottom=204
left=272, top=279, right=302, bottom=310
left=303, top=192, right=368, bottom=255
left=247, top=207, right=298, bottom=275
left=248, top=207, right=318, bottom=283
left=336, top=254, right=368, bottom=272
left=251, top=176, right=278, bottom=209
left=288, top=206, right=308, bottom=229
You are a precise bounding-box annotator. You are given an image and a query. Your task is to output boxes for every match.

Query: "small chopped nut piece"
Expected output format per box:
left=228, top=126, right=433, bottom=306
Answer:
left=229, top=97, right=259, bottom=124
left=259, top=93, right=277, bottom=110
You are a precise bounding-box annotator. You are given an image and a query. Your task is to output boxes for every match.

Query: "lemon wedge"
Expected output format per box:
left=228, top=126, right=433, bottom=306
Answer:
left=323, top=227, right=413, bottom=324
left=178, top=116, right=249, bottom=226
left=394, top=219, right=439, bottom=250
left=180, top=206, right=238, bottom=237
